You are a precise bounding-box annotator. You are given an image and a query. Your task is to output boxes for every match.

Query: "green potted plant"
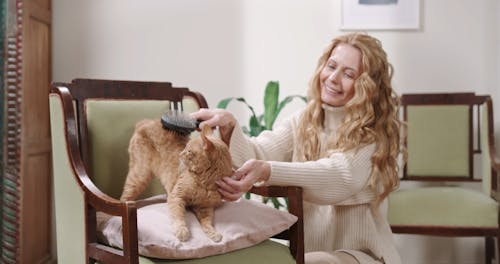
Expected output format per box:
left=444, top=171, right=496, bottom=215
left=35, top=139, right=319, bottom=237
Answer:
left=217, top=81, right=307, bottom=209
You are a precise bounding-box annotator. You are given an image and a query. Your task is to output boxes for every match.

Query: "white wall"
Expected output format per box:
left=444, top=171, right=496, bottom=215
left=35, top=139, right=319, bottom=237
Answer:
left=53, top=1, right=500, bottom=263
left=53, top=0, right=244, bottom=108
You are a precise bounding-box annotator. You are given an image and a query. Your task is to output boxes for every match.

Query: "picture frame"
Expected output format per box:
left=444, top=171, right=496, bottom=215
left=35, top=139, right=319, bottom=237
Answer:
left=341, top=0, right=420, bottom=30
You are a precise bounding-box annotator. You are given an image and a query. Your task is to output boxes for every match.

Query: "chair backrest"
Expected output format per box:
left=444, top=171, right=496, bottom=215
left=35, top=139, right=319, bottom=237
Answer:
left=401, top=93, right=495, bottom=193
left=52, top=79, right=208, bottom=199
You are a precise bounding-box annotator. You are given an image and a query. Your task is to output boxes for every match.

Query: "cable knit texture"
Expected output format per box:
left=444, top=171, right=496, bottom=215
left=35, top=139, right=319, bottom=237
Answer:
left=229, top=105, right=401, bottom=264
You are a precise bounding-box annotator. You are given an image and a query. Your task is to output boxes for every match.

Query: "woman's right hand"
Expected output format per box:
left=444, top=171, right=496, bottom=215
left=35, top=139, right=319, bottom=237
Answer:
left=216, top=159, right=271, bottom=201
left=190, top=108, right=237, bottom=145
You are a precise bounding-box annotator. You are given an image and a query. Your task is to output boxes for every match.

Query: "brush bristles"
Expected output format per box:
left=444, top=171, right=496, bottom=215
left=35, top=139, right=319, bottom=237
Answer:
left=161, top=110, right=199, bottom=136
left=164, top=110, right=198, bottom=128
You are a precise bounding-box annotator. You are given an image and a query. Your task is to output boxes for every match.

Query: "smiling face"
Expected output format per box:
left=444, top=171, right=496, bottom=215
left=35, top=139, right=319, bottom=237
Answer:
left=319, top=43, right=362, bottom=107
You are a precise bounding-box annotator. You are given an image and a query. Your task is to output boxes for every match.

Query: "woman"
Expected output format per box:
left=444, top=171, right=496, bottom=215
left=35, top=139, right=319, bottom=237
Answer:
left=192, top=33, right=404, bottom=264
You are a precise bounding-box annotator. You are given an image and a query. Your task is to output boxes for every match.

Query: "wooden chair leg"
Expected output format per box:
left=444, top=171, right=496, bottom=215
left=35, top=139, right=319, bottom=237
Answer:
left=486, top=237, right=493, bottom=264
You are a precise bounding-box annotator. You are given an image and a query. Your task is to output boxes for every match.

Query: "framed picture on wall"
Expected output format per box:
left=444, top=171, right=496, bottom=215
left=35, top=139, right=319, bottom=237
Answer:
left=341, top=0, right=420, bottom=30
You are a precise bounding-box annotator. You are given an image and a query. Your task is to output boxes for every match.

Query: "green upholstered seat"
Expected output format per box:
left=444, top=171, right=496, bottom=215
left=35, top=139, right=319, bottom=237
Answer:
left=133, top=240, right=294, bottom=264
left=95, top=240, right=293, bottom=264
left=388, top=187, right=498, bottom=227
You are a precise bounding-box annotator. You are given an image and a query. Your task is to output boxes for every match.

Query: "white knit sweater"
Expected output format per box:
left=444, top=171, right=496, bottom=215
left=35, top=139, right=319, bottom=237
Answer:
left=229, top=105, right=401, bottom=264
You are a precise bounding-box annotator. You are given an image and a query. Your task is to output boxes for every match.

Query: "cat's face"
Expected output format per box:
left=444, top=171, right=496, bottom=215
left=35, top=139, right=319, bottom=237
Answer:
left=179, top=126, right=228, bottom=175
left=180, top=137, right=210, bottom=173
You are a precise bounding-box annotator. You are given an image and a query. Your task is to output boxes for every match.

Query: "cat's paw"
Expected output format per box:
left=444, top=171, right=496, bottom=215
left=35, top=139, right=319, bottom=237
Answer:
left=175, top=226, right=191, bottom=242
left=208, top=231, right=222, bottom=242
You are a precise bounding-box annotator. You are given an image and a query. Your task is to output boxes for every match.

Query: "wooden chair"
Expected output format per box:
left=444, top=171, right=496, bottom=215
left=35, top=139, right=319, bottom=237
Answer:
left=387, top=93, right=500, bottom=264
left=49, top=79, right=304, bottom=264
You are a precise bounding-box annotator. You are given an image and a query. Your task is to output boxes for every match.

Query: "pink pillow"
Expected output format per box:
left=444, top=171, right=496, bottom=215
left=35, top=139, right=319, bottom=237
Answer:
left=97, top=198, right=297, bottom=259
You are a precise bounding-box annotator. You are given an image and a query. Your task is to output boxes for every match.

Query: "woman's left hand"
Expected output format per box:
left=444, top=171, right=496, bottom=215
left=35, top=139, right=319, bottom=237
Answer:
left=216, top=159, right=271, bottom=201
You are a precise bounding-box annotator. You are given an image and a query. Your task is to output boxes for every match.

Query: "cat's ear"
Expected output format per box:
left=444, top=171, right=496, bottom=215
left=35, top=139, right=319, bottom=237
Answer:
left=201, top=125, right=213, bottom=136
left=200, top=125, right=214, bottom=150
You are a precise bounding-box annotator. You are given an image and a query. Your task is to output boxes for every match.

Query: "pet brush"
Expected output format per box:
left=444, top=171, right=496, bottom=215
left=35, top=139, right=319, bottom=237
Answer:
left=161, top=109, right=200, bottom=136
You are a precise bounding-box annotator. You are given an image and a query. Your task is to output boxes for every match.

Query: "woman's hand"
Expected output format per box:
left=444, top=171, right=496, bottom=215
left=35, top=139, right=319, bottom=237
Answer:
left=190, top=108, right=237, bottom=145
left=216, top=159, right=271, bottom=201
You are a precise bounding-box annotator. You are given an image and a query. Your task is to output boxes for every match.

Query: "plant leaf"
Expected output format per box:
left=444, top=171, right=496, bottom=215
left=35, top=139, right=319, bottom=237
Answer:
left=271, top=197, right=283, bottom=209
left=263, top=81, right=279, bottom=130
left=217, top=97, right=234, bottom=109
left=249, top=116, right=262, bottom=136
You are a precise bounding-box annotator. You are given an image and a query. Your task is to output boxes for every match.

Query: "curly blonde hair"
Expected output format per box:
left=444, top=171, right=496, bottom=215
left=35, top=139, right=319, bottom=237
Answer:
left=295, top=33, right=405, bottom=206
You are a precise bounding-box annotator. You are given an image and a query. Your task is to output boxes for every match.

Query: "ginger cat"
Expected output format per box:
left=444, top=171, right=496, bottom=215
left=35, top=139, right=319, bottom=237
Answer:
left=120, top=119, right=233, bottom=242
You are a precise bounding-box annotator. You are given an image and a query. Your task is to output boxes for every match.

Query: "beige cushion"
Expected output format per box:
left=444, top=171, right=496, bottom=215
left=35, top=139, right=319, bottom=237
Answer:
left=388, top=186, right=498, bottom=227
left=97, top=197, right=297, bottom=259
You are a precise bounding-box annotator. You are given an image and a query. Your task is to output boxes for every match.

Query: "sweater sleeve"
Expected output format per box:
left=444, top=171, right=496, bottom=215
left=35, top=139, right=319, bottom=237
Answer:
left=229, top=116, right=296, bottom=167
left=267, top=144, right=376, bottom=205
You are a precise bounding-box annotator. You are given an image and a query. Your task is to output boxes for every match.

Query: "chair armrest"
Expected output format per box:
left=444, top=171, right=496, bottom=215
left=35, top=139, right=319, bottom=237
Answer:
left=250, top=186, right=304, bottom=264
left=50, top=86, right=141, bottom=264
